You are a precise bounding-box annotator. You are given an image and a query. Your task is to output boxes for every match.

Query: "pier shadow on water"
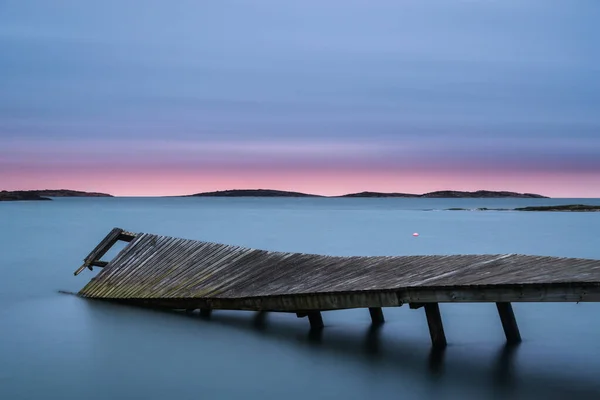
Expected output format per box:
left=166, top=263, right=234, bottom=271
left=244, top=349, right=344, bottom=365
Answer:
left=198, top=309, right=600, bottom=399
left=83, top=300, right=600, bottom=400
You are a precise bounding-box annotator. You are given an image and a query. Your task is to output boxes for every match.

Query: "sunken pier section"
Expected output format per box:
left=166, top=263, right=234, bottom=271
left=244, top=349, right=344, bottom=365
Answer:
left=75, top=228, right=600, bottom=348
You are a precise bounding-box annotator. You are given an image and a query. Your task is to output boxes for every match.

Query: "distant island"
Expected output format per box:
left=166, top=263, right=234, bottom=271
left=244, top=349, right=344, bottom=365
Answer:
left=187, top=189, right=323, bottom=197
left=514, top=204, right=600, bottom=212
left=31, top=189, right=113, bottom=197
left=186, top=189, right=548, bottom=198
left=339, top=191, right=419, bottom=198
left=419, top=190, right=547, bottom=198
left=0, top=189, right=113, bottom=201
left=2, top=188, right=552, bottom=201
left=0, top=191, right=52, bottom=201
left=446, top=204, right=600, bottom=212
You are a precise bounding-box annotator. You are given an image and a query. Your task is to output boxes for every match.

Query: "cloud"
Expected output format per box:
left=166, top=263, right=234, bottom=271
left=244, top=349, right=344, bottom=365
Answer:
left=0, top=0, right=599, bottom=194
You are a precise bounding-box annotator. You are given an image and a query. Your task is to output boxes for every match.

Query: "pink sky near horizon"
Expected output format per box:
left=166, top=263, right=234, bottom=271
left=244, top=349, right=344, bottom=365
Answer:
left=3, top=137, right=599, bottom=197
left=3, top=167, right=599, bottom=197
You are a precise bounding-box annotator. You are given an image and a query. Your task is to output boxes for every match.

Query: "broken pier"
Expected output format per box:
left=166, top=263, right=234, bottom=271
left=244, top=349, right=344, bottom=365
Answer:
left=74, top=228, right=600, bottom=348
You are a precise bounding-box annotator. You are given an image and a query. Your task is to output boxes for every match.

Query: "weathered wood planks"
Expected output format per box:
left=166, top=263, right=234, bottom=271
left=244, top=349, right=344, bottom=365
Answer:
left=76, top=228, right=600, bottom=307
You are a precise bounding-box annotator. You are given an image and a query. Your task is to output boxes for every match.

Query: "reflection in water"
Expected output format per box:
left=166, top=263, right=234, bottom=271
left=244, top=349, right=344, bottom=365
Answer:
left=174, top=307, right=600, bottom=400
left=427, top=346, right=446, bottom=378
left=253, top=311, right=268, bottom=331
left=364, top=324, right=383, bottom=357
left=492, top=343, right=520, bottom=397
left=307, top=327, right=324, bottom=344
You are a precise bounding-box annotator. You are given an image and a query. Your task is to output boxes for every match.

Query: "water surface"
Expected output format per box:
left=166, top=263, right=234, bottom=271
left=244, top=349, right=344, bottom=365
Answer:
left=2, top=197, right=600, bottom=399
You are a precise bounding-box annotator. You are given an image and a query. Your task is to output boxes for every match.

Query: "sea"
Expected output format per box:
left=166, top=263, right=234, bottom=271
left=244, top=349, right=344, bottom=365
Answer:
left=2, top=197, right=600, bottom=400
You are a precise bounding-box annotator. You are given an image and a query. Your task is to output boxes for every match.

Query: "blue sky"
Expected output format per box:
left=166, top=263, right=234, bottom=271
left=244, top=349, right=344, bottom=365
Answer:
left=1, top=0, right=599, bottom=195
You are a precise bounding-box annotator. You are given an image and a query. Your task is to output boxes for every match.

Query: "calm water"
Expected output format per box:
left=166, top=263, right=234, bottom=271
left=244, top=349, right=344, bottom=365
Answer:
left=2, top=197, right=600, bottom=400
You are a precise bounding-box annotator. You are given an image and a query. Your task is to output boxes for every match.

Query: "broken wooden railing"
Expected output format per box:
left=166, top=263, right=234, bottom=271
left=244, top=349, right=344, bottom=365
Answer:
left=74, top=228, right=600, bottom=348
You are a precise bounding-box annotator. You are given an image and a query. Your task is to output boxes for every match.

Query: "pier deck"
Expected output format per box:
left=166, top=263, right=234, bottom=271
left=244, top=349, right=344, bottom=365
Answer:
left=74, top=228, right=600, bottom=347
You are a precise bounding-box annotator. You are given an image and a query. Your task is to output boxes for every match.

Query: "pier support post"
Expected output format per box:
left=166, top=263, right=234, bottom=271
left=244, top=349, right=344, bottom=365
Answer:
left=424, top=303, right=447, bottom=348
left=254, top=311, right=268, bottom=329
left=307, top=311, right=324, bottom=330
left=199, top=308, right=212, bottom=318
left=496, top=302, right=521, bottom=344
left=369, top=307, right=385, bottom=325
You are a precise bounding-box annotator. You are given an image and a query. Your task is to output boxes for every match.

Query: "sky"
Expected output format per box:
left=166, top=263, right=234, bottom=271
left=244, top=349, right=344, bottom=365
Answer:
left=1, top=0, right=599, bottom=197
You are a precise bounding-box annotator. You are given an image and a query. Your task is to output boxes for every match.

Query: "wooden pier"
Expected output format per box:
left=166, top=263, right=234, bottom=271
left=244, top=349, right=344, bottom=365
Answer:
left=74, top=228, right=600, bottom=348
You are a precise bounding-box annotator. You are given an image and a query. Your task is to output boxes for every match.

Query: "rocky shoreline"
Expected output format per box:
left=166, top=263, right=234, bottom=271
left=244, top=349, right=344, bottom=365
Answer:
left=445, top=204, right=600, bottom=212
left=514, top=204, right=600, bottom=212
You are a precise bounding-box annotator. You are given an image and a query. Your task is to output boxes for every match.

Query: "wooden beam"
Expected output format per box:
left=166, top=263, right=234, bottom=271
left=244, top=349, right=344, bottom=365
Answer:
left=368, top=307, right=385, bottom=325
left=409, top=303, right=424, bottom=309
left=496, top=302, right=521, bottom=344
left=397, top=285, right=600, bottom=304
left=73, top=264, right=88, bottom=276
left=115, top=283, right=600, bottom=313
left=83, top=228, right=123, bottom=265
left=118, top=231, right=137, bottom=242
left=90, top=260, right=108, bottom=268
left=74, top=228, right=125, bottom=275
left=307, top=311, right=324, bottom=329
left=424, top=303, right=447, bottom=348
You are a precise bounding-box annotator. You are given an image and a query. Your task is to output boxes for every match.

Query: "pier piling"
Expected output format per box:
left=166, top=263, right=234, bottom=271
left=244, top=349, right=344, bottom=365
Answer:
left=369, top=307, right=385, bottom=325
left=424, top=303, right=447, bottom=348
left=307, top=312, right=324, bottom=329
left=496, top=302, right=521, bottom=344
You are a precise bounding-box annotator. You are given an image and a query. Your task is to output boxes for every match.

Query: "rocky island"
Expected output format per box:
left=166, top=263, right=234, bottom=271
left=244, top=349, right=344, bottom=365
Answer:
left=30, top=189, right=113, bottom=197
left=0, top=191, right=52, bottom=201
left=445, top=204, right=600, bottom=212
left=0, top=189, right=113, bottom=201
left=514, top=204, right=600, bottom=212
left=3, top=188, right=552, bottom=200
left=186, top=189, right=548, bottom=198
left=188, top=189, right=322, bottom=197
left=421, top=190, right=547, bottom=198
left=339, top=191, right=419, bottom=198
